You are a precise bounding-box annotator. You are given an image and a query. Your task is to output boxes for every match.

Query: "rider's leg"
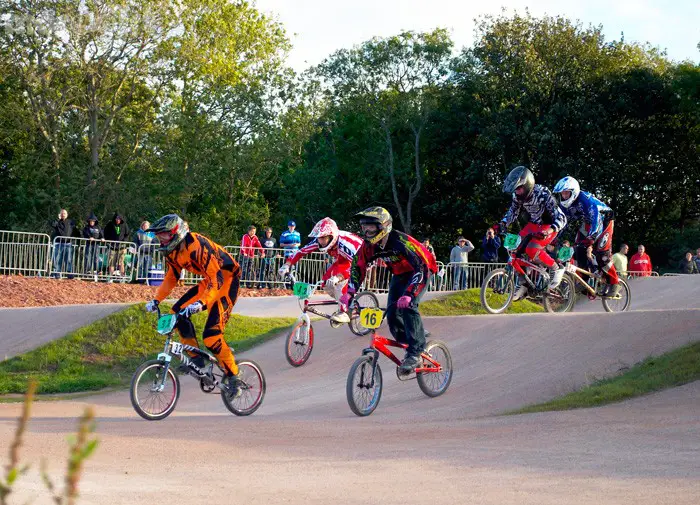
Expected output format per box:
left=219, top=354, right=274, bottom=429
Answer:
left=523, top=224, right=564, bottom=289
left=386, top=273, right=409, bottom=347
left=173, top=284, right=206, bottom=364
left=202, top=273, right=240, bottom=377
left=397, top=273, right=429, bottom=371
left=595, top=220, right=619, bottom=295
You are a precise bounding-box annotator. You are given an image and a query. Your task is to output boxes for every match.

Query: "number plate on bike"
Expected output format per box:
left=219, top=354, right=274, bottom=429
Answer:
left=360, top=308, right=383, bottom=329
left=169, top=342, right=184, bottom=356
left=503, top=233, right=521, bottom=251
left=293, top=282, right=314, bottom=299
left=566, top=263, right=578, bottom=274
left=157, top=314, right=177, bottom=335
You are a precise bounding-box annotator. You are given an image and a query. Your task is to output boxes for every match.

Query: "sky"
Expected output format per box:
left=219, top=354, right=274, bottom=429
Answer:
left=255, top=0, right=700, bottom=71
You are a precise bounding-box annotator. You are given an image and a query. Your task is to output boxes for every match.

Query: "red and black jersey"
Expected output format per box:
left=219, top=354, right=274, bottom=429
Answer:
left=350, top=230, right=437, bottom=299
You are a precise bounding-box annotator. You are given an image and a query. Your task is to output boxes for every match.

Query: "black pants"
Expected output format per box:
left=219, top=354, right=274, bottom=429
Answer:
left=386, top=272, right=428, bottom=357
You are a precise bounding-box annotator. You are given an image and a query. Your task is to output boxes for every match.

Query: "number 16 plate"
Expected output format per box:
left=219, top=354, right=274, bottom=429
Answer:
left=359, top=308, right=384, bottom=329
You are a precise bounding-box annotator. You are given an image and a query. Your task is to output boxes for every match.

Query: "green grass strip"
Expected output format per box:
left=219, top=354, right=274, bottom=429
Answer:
left=421, top=288, right=543, bottom=316
left=0, top=304, right=295, bottom=395
left=510, top=341, right=700, bottom=414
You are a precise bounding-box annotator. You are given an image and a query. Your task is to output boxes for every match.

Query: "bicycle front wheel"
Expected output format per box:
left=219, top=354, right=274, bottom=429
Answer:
left=285, top=320, right=314, bottom=367
left=417, top=340, right=453, bottom=397
left=349, top=291, right=380, bottom=336
left=480, top=268, right=514, bottom=314
left=130, top=359, right=180, bottom=421
left=221, top=360, right=266, bottom=416
left=543, top=273, right=575, bottom=313
left=346, top=355, right=382, bottom=417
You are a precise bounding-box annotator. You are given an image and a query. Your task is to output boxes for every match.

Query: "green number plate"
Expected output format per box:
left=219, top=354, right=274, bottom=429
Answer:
left=157, top=314, right=177, bottom=335
left=503, top=233, right=521, bottom=250
left=558, top=246, right=574, bottom=261
left=293, top=282, right=314, bottom=299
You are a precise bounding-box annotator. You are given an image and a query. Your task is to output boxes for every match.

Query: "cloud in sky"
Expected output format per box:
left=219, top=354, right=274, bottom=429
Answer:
left=255, top=0, right=700, bottom=70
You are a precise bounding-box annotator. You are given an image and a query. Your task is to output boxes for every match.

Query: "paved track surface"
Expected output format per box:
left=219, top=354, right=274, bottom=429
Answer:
left=0, top=277, right=698, bottom=504
left=0, top=304, right=129, bottom=359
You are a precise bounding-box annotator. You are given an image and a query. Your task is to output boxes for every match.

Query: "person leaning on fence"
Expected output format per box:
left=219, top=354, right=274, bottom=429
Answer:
left=612, top=244, right=629, bottom=278
left=135, top=221, right=156, bottom=283
left=103, top=213, right=130, bottom=277
left=49, top=208, right=79, bottom=278
left=629, top=244, right=652, bottom=277
left=679, top=252, right=699, bottom=274
left=240, top=225, right=263, bottom=288
left=82, top=213, right=104, bottom=274
left=450, top=236, right=474, bottom=290
left=258, top=227, right=278, bottom=289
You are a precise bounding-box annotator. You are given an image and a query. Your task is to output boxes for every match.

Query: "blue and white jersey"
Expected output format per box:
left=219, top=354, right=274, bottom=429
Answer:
left=560, top=191, right=613, bottom=240
left=279, top=230, right=301, bottom=258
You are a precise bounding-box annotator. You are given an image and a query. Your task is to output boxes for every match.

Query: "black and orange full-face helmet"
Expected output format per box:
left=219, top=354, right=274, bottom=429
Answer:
left=147, top=214, right=189, bottom=254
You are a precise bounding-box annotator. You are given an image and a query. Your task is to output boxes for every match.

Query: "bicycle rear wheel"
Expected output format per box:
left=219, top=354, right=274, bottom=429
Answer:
left=130, top=359, right=180, bottom=421
left=602, top=278, right=631, bottom=312
left=346, top=355, right=382, bottom=417
left=417, top=340, right=453, bottom=397
left=543, top=273, right=575, bottom=313
left=285, top=320, right=314, bottom=366
left=349, top=291, right=380, bottom=336
left=221, top=360, right=266, bottom=416
left=480, top=268, right=514, bottom=314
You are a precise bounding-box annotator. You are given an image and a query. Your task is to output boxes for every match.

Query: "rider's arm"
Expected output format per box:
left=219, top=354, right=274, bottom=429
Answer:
left=397, top=235, right=430, bottom=300
left=154, top=259, right=182, bottom=304
left=544, top=191, right=567, bottom=232
left=349, top=245, right=369, bottom=292
left=502, top=195, right=522, bottom=228
left=287, top=239, right=319, bottom=266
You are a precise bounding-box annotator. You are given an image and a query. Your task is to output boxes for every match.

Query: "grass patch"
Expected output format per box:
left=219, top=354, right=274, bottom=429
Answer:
left=510, top=341, right=700, bottom=414
left=421, top=288, right=543, bottom=316
left=0, top=304, right=295, bottom=395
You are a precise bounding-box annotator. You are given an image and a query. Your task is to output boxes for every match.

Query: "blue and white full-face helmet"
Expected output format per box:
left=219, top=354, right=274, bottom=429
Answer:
left=553, top=176, right=581, bottom=209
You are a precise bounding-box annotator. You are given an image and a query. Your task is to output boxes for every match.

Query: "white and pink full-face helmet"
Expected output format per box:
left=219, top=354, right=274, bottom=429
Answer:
left=309, top=217, right=340, bottom=253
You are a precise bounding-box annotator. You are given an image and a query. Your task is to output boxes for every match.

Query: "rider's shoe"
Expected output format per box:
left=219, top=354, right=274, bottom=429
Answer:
left=607, top=283, right=622, bottom=298
left=548, top=265, right=566, bottom=290
left=330, top=311, right=351, bottom=324
left=512, top=284, right=528, bottom=301
left=398, top=354, right=423, bottom=373
left=222, top=373, right=243, bottom=400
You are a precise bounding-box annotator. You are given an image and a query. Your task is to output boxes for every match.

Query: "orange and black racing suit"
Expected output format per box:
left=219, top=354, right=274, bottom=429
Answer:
left=154, top=232, right=241, bottom=376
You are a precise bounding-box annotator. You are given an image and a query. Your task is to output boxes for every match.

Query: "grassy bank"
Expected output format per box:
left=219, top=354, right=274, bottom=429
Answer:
left=0, top=304, right=294, bottom=395
left=510, top=341, right=700, bottom=414
left=421, top=288, right=543, bottom=316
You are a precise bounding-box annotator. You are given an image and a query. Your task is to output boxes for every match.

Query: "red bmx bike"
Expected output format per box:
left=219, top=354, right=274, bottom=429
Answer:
left=346, top=303, right=453, bottom=417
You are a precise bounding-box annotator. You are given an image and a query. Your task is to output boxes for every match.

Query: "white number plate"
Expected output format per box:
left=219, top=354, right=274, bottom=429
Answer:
left=566, top=263, right=578, bottom=274
left=170, top=342, right=184, bottom=356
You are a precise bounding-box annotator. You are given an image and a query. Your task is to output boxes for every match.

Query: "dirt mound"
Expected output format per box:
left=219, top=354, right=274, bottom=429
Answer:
left=0, top=275, right=290, bottom=307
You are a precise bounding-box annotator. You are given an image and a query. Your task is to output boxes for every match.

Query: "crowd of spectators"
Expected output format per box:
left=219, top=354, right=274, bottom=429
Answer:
left=39, top=208, right=700, bottom=288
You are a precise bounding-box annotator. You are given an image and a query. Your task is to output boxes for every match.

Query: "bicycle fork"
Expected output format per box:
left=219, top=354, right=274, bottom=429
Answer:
left=361, top=348, right=381, bottom=387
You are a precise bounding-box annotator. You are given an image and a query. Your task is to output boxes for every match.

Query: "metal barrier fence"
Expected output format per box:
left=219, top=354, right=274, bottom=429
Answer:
left=1, top=230, right=510, bottom=293
left=49, top=236, right=138, bottom=281
left=0, top=231, right=51, bottom=276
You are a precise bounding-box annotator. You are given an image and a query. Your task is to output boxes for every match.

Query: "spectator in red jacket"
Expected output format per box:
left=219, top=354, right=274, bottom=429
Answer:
left=629, top=244, right=652, bottom=277
left=240, top=225, right=263, bottom=288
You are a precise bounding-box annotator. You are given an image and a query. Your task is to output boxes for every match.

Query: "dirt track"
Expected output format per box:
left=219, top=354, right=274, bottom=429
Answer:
left=0, top=276, right=698, bottom=504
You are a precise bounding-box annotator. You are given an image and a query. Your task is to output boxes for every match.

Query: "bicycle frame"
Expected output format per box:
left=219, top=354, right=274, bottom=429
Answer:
left=359, top=331, right=443, bottom=386
left=564, top=262, right=604, bottom=297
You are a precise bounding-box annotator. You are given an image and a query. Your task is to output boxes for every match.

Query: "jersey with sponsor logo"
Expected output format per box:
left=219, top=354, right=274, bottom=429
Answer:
left=559, top=191, right=613, bottom=240
left=288, top=230, right=364, bottom=280
left=502, top=184, right=567, bottom=232
left=155, top=232, right=240, bottom=308
left=350, top=230, right=438, bottom=299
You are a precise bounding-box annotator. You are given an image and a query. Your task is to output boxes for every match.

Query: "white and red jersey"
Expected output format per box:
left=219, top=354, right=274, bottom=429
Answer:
left=288, top=230, right=363, bottom=281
